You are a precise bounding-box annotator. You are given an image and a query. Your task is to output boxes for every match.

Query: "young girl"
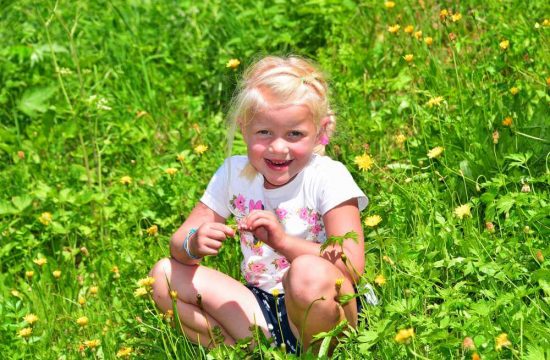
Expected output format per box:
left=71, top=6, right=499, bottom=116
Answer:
left=150, top=55, right=368, bottom=354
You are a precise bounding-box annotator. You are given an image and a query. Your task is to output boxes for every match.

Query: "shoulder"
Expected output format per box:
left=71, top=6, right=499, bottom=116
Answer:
left=306, top=154, right=351, bottom=176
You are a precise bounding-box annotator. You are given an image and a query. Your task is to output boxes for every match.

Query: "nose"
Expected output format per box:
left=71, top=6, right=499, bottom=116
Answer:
left=268, top=138, right=289, bottom=154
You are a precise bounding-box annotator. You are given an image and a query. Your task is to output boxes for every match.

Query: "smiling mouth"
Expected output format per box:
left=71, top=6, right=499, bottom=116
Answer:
left=265, top=159, right=292, bottom=169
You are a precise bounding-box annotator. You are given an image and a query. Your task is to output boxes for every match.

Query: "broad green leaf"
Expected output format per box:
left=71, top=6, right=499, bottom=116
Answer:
left=17, top=86, right=57, bottom=118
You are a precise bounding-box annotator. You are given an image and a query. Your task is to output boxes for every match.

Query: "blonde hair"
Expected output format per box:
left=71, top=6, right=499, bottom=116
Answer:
left=226, top=55, right=336, bottom=179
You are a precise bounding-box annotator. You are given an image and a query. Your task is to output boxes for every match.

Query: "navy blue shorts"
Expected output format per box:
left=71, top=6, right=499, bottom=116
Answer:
left=246, top=285, right=364, bottom=354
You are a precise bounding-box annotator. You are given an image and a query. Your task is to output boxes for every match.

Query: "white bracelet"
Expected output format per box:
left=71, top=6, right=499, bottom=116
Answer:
left=183, top=228, right=200, bottom=260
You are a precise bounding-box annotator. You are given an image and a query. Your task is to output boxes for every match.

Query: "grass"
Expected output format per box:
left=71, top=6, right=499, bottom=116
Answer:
left=0, top=0, right=549, bottom=358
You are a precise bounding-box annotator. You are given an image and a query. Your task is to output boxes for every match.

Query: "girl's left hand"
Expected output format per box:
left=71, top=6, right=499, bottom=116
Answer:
left=241, top=210, right=286, bottom=250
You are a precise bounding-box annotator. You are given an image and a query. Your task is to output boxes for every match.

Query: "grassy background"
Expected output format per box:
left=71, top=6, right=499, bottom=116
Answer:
left=1, top=0, right=549, bottom=358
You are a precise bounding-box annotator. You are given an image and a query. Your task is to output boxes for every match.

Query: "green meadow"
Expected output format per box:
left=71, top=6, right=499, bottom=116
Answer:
left=1, top=0, right=549, bottom=358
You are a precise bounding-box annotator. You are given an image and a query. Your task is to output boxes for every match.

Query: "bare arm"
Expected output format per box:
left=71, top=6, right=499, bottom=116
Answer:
left=170, top=202, right=235, bottom=265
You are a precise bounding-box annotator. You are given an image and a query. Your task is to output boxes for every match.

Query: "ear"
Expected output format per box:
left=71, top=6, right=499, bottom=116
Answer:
left=317, top=116, right=331, bottom=142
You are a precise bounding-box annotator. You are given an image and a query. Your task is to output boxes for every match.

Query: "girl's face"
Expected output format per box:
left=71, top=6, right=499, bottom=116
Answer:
left=242, top=104, right=320, bottom=189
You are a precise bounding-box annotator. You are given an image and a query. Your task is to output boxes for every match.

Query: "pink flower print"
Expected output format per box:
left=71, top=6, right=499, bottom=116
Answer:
left=233, top=194, right=246, bottom=212
left=244, top=271, right=259, bottom=286
left=311, top=224, right=322, bottom=236
left=249, top=199, right=263, bottom=211
left=251, top=241, right=264, bottom=255
left=272, top=257, right=290, bottom=270
left=275, top=208, right=288, bottom=221
left=308, top=212, right=319, bottom=225
left=249, top=262, right=266, bottom=274
left=299, top=207, right=309, bottom=220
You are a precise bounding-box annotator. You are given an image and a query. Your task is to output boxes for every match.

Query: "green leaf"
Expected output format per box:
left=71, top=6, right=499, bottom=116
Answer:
left=17, top=86, right=57, bottom=118
left=11, top=195, right=32, bottom=213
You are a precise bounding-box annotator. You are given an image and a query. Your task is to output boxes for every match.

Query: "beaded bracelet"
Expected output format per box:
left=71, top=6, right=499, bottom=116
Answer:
left=183, top=228, right=200, bottom=260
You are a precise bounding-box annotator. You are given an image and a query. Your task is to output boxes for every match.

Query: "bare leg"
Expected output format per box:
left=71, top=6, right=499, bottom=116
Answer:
left=283, top=254, right=358, bottom=351
left=149, top=258, right=270, bottom=347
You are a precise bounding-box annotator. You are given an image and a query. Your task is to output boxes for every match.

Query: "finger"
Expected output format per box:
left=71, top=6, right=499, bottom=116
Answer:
left=207, top=223, right=236, bottom=238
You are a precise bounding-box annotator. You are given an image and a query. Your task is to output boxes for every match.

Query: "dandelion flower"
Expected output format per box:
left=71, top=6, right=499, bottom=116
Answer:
left=354, top=153, right=374, bottom=171
left=495, top=332, right=511, bottom=351
left=226, top=59, right=240, bottom=69
left=364, top=215, right=382, bottom=227
left=395, top=327, right=414, bottom=343
left=424, top=36, right=433, bottom=46
left=451, top=13, right=462, bottom=22
left=426, top=96, right=444, bottom=107
left=403, top=54, right=414, bottom=63
left=137, top=276, right=156, bottom=287
left=89, top=286, right=99, bottom=295
left=19, top=327, right=32, bottom=338
left=499, top=40, right=509, bottom=50
left=165, top=168, right=178, bottom=175
left=120, top=176, right=132, bottom=185
left=427, top=146, right=444, bottom=159
left=146, top=225, right=158, bottom=236
left=176, top=153, right=185, bottom=162
left=134, top=287, right=148, bottom=297
left=84, top=339, right=101, bottom=349
left=472, top=352, right=481, bottom=360
left=112, top=266, right=120, bottom=279
left=404, top=25, right=414, bottom=34
left=384, top=1, right=395, bottom=9
left=271, top=289, right=280, bottom=297
left=33, top=258, right=47, bottom=267
left=395, top=134, right=407, bottom=145
left=388, top=24, right=400, bottom=34
left=116, top=347, right=133, bottom=358
left=463, top=336, right=476, bottom=350
left=24, top=314, right=39, bottom=325
left=547, top=77, right=550, bottom=86
left=454, top=204, right=472, bottom=219
left=502, top=117, right=512, bottom=126
left=76, top=316, right=89, bottom=326
left=374, top=274, right=386, bottom=286
left=52, top=270, right=61, bottom=279
left=194, top=144, right=208, bottom=154
left=439, top=9, right=449, bottom=20
left=25, top=270, right=34, bottom=279
left=78, top=297, right=86, bottom=306
left=170, top=290, right=178, bottom=300
left=509, top=87, right=519, bottom=95
left=39, top=212, right=52, bottom=226
left=414, top=30, right=423, bottom=39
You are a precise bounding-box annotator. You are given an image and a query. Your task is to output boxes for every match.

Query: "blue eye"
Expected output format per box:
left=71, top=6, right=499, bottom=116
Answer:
left=257, top=130, right=270, bottom=135
left=289, top=131, right=304, bottom=138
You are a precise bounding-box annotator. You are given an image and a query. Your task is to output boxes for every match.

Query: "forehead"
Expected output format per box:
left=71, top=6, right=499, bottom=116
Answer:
left=249, top=104, right=314, bottom=128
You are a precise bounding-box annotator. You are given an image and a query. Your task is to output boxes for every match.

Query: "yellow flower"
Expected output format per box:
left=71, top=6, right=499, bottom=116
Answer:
left=89, top=286, right=99, bottom=295
left=414, top=30, right=423, bottom=40
left=194, top=144, right=208, bottom=154
left=134, top=287, right=149, bottom=297
left=451, top=13, right=462, bottom=22
left=384, top=1, right=395, bottom=9
left=424, top=36, right=433, bottom=46
left=495, top=332, right=511, bottom=351
left=546, top=77, right=550, bottom=86
left=33, top=257, right=47, bottom=267
left=334, top=278, right=345, bottom=288
left=354, top=153, right=374, bottom=171
left=76, top=316, right=89, bottom=326
left=120, top=176, right=132, bottom=185
left=271, top=289, right=280, bottom=297
left=374, top=274, right=386, bottom=286
left=427, top=146, right=444, bottom=159
left=388, top=24, right=400, bottom=33
left=137, top=276, right=155, bottom=287
left=84, top=339, right=101, bottom=349
left=78, top=297, right=86, bottom=306
left=440, top=9, right=449, bottom=18
left=24, top=314, right=39, bottom=325
left=509, top=87, right=519, bottom=95
left=543, top=19, right=550, bottom=27
left=176, top=153, right=186, bottom=162
left=364, top=215, right=382, bottom=227
left=472, top=352, right=481, bottom=360
left=19, top=327, right=33, bottom=338
left=52, top=270, right=61, bottom=279
left=39, top=212, right=52, bottom=226
left=25, top=270, right=34, bottom=279
left=395, top=327, right=415, bottom=343
left=226, top=58, right=241, bottom=69
left=170, top=290, right=178, bottom=300
left=404, top=25, right=414, bottom=34
left=454, top=204, right=472, bottom=219
left=499, top=40, right=509, bottom=50
left=502, top=116, right=512, bottom=126
left=146, top=225, right=158, bottom=236
left=165, top=167, right=178, bottom=175
left=403, top=54, right=414, bottom=63
left=426, top=96, right=444, bottom=107
left=116, top=347, right=133, bottom=358
left=112, top=265, right=120, bottom=279
left=395, top=134, right=407, bottom=145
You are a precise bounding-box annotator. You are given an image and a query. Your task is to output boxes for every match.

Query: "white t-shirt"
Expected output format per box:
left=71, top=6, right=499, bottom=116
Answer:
left=200, top=154, right=368, bottom=293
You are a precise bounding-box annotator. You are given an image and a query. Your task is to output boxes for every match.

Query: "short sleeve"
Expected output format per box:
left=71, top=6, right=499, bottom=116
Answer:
left=316, top=160, right=368, bottom=215
left=200, top=158, right=232, bottom=218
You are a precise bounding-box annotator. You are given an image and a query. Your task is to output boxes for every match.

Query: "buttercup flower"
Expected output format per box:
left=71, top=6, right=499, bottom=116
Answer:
left=451, top=13, right=462, bottom=22
left=76, top=316, right=89, bottom=326
left=509, top=87, right=519, bottom=95
left=120, top=176, right=132, bottom=185
left=226, top=59, right=240, bottom=69
left=146, top=225, right=158, bottom=236
left=403, top=54, right=414, bottom=63
left=427, top=146, right=444, bottom=159
left=364, top=215, right=382, bottom=227
left=354, top=153, right=374, bottom=171
left=426, top=96, right=444, bottom=107
left=89, top=286, right=99, bottom=295
left=454, top=204, right=471, bottom=219
left=388, top=24, right=400, bottom=33
left=33, top=258, right=47, bottom=267
left=116, top=347, right=133, bottom=358
left=384, top=1, right=395, bottom=9
left=24, top=314, right=39, bottom=325
left=502, top=117, right=512, bottom=126
left=495, top=332, right=511, bottom=351
left=374, top=274, right=386, bottom=286
left=404, top=25, right=414, bottom=34
left=19, top=327, right=32, bottom=338
left=194, top=144, right=208, bottom=154
left=39, top=212, right=52, bottom=226
left=499, top=40, right=509, bottom=50
left=165, top=168, right=178, bottom=175
left=395, top=327, right=414, bottom=343
left=170, top=290, right=178, bottom=300
left=424, top=36, right=433, bottom=46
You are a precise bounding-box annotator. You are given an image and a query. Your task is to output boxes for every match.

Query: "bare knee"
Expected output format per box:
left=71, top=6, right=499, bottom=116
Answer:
left=148, top=258, right=173, bottom=310
left=284, top=255, right=337, bottom=307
